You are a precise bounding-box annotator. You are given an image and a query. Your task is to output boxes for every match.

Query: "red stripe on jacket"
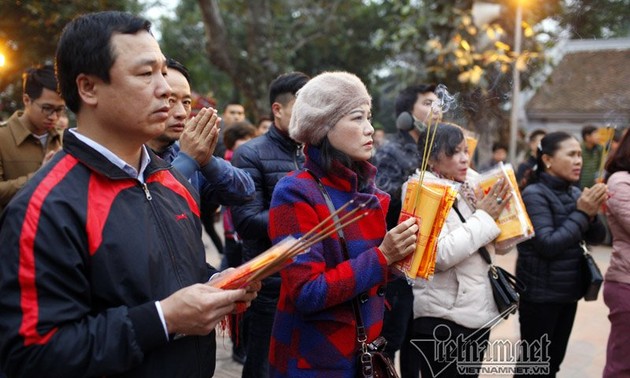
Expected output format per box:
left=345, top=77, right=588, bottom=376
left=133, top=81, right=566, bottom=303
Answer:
left=86, top=175, right=135, bottom=256
left=147, top=170, right=200, bottom=216
left=18, top=155, right=79, bottom=346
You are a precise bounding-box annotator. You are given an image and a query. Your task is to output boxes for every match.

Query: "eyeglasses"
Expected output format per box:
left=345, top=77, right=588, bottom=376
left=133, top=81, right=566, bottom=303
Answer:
left=33, top=101, right=66, bottom=117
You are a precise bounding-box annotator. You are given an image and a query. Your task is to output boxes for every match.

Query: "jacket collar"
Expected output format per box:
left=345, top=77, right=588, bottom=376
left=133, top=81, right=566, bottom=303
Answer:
left=63, top=129, right=169, bottom=180
left=6, top=110, right=62, bottom=146
left=539, top=172, right=574, bottom=191
left=396, top=130, right=416, bottom=146
left=267, top=123, right=301, bottom=151
left=151, top=142, right=179, bottom=163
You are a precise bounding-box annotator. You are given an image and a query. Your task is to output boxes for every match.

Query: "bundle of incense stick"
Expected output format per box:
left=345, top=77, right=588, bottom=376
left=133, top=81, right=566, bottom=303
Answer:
left=209, top=198, right=371, bottom=290
left=597, top=125, right=616, bottom=182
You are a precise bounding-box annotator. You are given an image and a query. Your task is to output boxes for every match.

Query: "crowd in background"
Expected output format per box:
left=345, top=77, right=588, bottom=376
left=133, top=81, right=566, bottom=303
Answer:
left=0, top=9, right=629, bottom=378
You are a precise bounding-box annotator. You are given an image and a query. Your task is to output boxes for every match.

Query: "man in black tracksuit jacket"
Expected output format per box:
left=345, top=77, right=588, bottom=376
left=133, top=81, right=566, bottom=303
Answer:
left=0, top=12, right=258, bottom=378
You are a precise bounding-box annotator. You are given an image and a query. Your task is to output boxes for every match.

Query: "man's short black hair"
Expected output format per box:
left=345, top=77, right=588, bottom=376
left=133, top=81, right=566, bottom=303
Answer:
left=22, top=64, right=58, bottom=100
left=166, top=57, right=191, bottom=86
left=223, top=101, right=243, bottom=112
left=268, top=72, right=310, bottom=108
left=394, top=84, right=437, bottom=117
left=56, top=11, right=152, bottom=113
left=492, top=142, right=508, bottom=152
left=581, top=125, right=598, bottom=140
left=529, top=129, right=546, bottom=142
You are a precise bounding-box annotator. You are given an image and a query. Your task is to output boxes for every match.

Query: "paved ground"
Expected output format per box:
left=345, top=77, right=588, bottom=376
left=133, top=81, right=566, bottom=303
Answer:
left=204, top=224, right=613, bottom=378
left=480, top=244, right=611, bottom=378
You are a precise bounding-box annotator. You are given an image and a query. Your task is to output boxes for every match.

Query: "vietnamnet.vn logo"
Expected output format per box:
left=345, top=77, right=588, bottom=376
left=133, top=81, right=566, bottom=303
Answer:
left=410, top=310, right=551, bottom=377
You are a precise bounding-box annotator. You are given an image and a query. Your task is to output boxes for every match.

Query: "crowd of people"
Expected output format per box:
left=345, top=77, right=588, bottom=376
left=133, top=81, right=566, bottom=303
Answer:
left=0, top=9, right=628, bottom=378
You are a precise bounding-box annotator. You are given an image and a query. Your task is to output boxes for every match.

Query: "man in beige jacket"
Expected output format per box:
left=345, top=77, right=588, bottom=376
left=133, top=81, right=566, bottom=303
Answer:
left=0, top=64, right=64, bottom=212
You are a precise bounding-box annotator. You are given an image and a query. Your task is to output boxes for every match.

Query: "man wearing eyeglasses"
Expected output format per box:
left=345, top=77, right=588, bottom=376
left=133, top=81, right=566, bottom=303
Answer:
left=0, top=64, right=65, bottom=212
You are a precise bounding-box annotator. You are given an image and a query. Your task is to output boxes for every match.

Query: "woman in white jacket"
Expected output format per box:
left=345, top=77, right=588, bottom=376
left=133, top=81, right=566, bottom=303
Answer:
left=407, top=123, right=511, bottom=377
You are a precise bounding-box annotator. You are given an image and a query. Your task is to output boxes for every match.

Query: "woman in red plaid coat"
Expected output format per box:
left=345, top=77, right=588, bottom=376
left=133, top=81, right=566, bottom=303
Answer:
left=267, top=71, right=419, bottom=377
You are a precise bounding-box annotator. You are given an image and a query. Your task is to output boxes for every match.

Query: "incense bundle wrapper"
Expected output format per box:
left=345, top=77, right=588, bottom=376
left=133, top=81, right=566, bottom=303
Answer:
left=467, top=163, right=534, bottom=252
left=209, top=236, right=299, bottom=290
left=395, top=175, right=458, bottom=280
left=210, top=197, right=369, bottom=290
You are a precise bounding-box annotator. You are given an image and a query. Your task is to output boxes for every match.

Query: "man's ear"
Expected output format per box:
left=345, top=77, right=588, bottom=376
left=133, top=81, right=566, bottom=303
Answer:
left=76, top=73, right=98, bottom=106
left=271, top=102, right=282, bottom=119
left=22, top=94, right=31, bottom=107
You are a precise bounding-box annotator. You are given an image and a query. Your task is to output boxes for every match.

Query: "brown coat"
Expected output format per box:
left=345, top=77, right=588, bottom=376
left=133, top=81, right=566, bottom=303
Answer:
left=0, top=111, right=62, bottom=212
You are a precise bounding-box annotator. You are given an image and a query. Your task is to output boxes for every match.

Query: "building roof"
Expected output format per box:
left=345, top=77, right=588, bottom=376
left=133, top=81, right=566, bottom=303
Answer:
left=527, top=45, right=630, bottom=121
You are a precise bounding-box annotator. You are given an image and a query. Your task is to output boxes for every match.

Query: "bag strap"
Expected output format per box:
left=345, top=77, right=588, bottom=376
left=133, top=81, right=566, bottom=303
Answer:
left=452, top=204, right=493, bottom=265
left=453, top=204, right=526, bottom=293
left=304, top=169, right=368, bottom=345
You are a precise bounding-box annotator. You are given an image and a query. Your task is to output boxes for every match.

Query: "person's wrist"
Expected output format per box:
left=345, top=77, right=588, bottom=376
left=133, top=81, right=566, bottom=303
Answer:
left=378, top=247, right=392, bottom=265
left=576, top=208, right=593, bottom=219
left=199, top=155, right=213, bottom=168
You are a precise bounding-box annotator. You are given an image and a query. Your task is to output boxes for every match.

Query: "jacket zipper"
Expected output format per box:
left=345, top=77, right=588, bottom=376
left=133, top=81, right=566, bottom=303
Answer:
left=142, top=178, right=201, bottom=372
left=140, top=181, right=185, bottom=289
left=142, top=183, right=153, bottom=200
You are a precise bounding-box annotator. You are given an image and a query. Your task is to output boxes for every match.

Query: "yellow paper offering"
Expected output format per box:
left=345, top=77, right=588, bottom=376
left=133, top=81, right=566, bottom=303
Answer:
left=395, top=176, right=459, bottom=280
left=407, top=184, right=444, bottom=276
left=417, top=184, right=458, bottom=279
left=461, top=128, right=479, bottom=167
left=471, top=163, right=534, bottom=251
left=596, top=127, right=615, bottom=148
left=465, top=136, right=478, bottom=165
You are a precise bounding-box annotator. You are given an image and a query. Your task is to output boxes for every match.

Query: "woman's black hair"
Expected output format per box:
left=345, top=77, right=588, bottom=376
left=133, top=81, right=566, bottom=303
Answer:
left=319, top=137, right=371, bottom=191
left=416, top=122, right=465, bottom=168
left=604, top=128, right=630, bottom=182
left=526, top=131, right=577, bottom=186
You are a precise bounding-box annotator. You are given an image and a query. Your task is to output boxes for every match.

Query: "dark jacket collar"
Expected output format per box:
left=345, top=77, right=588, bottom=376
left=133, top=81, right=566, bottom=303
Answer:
left=539, top=172, right=575, bottom=191
left=267, top=124, right=301, bottom=152
left=396, top=130, right=416, bottom=146
left=63, top=129, right=169, bottom=180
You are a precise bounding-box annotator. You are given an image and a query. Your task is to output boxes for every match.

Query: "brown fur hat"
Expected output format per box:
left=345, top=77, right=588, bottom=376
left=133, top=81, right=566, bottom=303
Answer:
left=289, top=71, right=371, bottom=145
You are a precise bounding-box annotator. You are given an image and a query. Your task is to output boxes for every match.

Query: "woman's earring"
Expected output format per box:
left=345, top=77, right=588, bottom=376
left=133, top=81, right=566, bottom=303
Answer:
left=546, top=164, right=551, bottom=169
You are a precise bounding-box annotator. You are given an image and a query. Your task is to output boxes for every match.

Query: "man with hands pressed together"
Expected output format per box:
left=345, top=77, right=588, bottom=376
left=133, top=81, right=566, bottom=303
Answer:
left=146, top=58, right=254, bottom=208
left=0, top=11, right=259, bottom=378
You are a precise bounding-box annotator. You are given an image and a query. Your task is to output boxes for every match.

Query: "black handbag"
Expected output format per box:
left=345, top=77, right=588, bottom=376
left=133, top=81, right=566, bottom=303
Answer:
left=359, top=336, right=398, bottom=378
left=307, top=170, right=399, bottom=378
left=452, top=205, right=526, bottom=319
left=580, top=241, right=603, bottom=301
left=480, top=248, right=525, bottom=318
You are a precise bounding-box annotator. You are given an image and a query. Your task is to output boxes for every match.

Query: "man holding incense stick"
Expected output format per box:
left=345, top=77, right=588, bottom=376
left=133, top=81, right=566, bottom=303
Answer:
left=0, top=12, right=258, bottom=377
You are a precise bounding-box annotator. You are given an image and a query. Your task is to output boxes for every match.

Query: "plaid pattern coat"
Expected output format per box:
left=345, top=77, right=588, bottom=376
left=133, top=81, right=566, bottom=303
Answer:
left=268, top=146, right=391, bottom=377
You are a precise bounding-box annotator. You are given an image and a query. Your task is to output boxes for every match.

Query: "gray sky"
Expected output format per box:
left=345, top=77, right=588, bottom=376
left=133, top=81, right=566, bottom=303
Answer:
left=141, top=0, right=179, bottom=39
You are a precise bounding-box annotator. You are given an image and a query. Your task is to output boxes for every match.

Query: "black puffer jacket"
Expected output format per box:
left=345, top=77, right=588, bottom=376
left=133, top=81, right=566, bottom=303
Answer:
left=231, top=124, right=305, bottom=299
left=516, top=173, right=606, bottom=303
left=373, top=131, right=419, bottom=230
